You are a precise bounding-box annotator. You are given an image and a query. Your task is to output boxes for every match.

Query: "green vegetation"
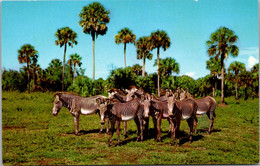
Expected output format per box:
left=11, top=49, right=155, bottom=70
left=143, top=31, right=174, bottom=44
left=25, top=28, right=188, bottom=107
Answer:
left=2, top=92, right=259, bottom=165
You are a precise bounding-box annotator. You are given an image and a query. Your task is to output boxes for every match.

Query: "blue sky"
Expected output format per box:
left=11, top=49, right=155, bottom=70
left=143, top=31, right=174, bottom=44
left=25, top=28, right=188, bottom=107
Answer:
left=1, top=0, right=259, bottom=80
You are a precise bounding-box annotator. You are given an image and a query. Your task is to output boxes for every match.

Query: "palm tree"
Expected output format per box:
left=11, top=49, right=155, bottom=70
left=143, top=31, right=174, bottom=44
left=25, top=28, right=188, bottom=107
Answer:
left=18, top=44, right=38, bottom=94
left=55, top=27, right=77, bottom=91
left=115, top=28, right=136, bottom=68
left=30, top=55, right=40, bottom=91
left=79, top=2, right=110, bottom=81
left=136, top=36, right=153, bottom=77
left=228, top=61, right=246, bottom=100
left=206, top=27, right=239, bottom=104
left=68, top=53, right=82, bottom=85
left=206, top=57, right=221, bottom=96
left=131, top=64, right=143, bottom=76
left=149, top=30, right=171, bottom=97
left=154, top=57, right=179, bottom=77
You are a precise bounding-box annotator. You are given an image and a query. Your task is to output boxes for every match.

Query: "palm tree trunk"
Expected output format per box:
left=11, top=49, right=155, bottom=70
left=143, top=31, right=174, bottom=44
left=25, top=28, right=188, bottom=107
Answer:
left=73, top=64, right=76, bottom=85
left=220, top=56, right=225, bottom=104
left=235, top=77, right=238, bottom=100
left=27, top=61, right=30, bottom=94
left=92, top=34, right=95, bottom=81
left=142, top=53, right=146, bottom=77
left=62, top=44, right=67, bottom=91
left=33, top=68, right=36, bottom=91
left=214, top=79, right=217, bottom=97
left=124, top=43, right=126, bottom=68
left=157, top=47, right=160, bottom=97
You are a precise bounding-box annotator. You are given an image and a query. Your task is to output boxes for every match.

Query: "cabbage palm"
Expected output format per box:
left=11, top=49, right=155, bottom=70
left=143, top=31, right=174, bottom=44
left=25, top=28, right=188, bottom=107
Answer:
left=228, top=61, right=245, bottom=100
left=206, top=57, right=221, bottom=96
left=18, top=44, right=38, bottom=94
left=79, top=2, right=110, bottom=81
left=149, top=30, right=171, bottom=97
left=55, top=27, right=78, bottom=91
left=154, top=57, right=179, bottom=77
left=115, top=28, right=136, bottom=68
left=206, top=27, right=239, bottom=104
left=136, top=36, right=153, bottom=77
left=68, top=53, right=82, bottom=85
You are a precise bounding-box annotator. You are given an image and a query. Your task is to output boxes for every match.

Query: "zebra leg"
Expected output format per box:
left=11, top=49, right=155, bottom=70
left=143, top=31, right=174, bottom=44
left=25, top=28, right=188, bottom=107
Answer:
left=74, top=114, right=79, bottom=135
left=106, top=117, right=110, bottom=134
left=116, top=121, right=121, bottom=146
left=206, top=112, right=214, bottom=134
left=170, top=119, right=175, bottom=146
left=123, top=122, right=128, bottom=138
left=134, top=117, right=141, bottom=141
left=187, top=117, right=194, bottom=143
left=139, top=117, right=144, bottom=142
left=108, top=121, right=115, bottom=147
left=157, top=117, right=162, bottom=142
left=194, top=116, right=198, bottom=134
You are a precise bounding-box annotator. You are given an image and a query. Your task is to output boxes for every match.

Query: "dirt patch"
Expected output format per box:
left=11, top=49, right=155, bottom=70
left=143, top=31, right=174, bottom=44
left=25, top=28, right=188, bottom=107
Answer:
left=2, top=126, right=25, bottom=130
left=36, top=158, right=65, bottom=165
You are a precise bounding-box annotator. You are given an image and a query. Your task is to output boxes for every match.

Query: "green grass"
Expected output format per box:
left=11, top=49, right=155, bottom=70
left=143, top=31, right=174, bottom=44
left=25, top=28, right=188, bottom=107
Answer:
left=2, top=92, right=259, bottom=165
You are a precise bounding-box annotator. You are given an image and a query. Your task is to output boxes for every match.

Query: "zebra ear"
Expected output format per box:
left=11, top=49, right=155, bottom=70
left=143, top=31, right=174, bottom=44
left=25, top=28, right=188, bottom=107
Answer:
left=96, top=98, right=102, bottom=106
left=106, top=98, right=111, bottom=105
left=141, top=95, right=145, bottom=102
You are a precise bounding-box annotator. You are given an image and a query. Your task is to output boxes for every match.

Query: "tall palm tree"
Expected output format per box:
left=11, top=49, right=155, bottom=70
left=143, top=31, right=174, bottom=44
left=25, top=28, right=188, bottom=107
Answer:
left=68, top=53, right=82, bottom=85
left=154, top=57, right=179, bottom=77
left=55, top=27, right=77, bottom=91
left=18, top=44, right=38, bottom=94
left=149, top=30, right=171, bottom=97
left=79, top=2, right=110, bottom=81
left=136, top=36, right=153, bottom=77
left=115, top=28, right=136, bottom=68
left=206, top=27, right=239, bottom=104
left=228, top=61, right=246, bottom=100
left=206, top=57, right=221, bottom=96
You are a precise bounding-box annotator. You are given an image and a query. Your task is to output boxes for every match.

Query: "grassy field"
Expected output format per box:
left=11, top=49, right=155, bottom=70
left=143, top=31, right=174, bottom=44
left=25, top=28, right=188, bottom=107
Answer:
left=2, top=91, right=259, bottom=165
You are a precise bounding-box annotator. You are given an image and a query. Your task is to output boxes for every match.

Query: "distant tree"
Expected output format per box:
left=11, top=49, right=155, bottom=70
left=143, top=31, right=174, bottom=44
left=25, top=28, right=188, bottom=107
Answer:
left=115, top=27, right=136, bottom=68
left=154, top=57, right=179, bottom=77
left=239, top=71, right=253, bottom=100
left=131, top=64, right=143, bottom=76
left=251, top=63, right=259, bottom=97
left=30, top=56, right=41, bottom=91
left=206, top=57, right=221, bottom=96
left=149, top=30, right=171, bottom=97
left=18, top=44, right=38, bottom=93
left=55, top=27, right=77, bottom=91
left=79, top=2, right=110, bottom=81
left=107, top=67, right=137, bottom=90
left=45, top=59, right=63, bottom=91
left=228, top=61, right=246, bottom=100
left=206, top=27, right=239, bottom=104
left=68, top=53, right=82, bottom=85
left=136, top=36, right=153, bottom=77
left=2, top=68, right=27, bottom=92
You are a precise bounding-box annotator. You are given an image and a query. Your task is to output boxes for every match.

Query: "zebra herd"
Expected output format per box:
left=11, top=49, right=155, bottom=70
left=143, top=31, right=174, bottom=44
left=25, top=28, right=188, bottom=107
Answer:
left=52, top=86, right=216, bottom=146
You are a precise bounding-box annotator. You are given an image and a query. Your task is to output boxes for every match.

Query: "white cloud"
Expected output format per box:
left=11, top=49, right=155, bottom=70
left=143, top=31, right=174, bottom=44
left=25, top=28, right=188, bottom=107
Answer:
left=185, top=72, right=196, bottom=78
left=247, top=56, right=259, bottom=70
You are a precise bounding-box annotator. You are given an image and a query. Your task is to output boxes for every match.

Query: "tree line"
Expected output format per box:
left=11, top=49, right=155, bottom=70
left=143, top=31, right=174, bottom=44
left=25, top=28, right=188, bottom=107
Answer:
left=2, top=2, right=259, bottom=102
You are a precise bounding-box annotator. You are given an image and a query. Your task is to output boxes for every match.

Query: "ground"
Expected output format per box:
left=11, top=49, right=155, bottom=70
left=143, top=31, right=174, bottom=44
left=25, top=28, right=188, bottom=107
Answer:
left=2, top=92, right=259, bottom=165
